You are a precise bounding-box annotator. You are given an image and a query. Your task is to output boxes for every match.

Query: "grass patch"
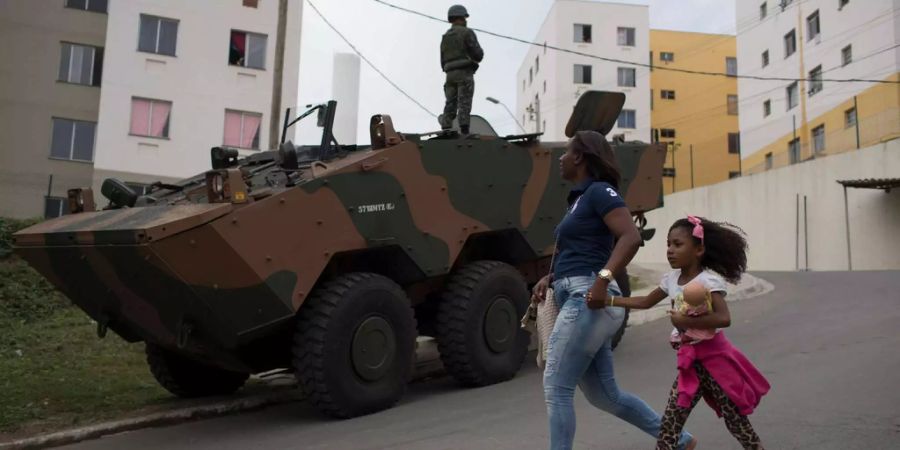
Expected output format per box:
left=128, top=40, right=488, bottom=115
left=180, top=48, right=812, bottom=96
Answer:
left=0, top=255, right=174, bottom=435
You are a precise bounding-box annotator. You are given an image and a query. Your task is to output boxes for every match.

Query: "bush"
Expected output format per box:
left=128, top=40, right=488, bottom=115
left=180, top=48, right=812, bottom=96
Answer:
left=0, top=217, right=42, bottom=259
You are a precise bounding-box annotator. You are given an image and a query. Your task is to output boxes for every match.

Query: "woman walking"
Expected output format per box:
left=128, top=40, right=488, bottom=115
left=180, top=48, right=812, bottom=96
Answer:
left=531, top=131, right=696, bottom=450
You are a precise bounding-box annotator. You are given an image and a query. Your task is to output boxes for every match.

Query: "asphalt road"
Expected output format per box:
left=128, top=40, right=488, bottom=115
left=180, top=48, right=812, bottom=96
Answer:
left=65, top=271, right=900, bottom=450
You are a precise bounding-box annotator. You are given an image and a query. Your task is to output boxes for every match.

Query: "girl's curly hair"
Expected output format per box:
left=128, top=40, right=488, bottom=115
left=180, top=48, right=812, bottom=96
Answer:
left=670, top=217, right=748, bottom=283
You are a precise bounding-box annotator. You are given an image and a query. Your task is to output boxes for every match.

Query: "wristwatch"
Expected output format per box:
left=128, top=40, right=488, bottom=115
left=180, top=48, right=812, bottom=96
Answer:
left=597, top=268, right=613, bottom=282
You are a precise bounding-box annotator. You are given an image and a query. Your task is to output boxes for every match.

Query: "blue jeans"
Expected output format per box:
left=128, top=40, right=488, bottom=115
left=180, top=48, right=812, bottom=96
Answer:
left=544, top=275, right=693, bottom=450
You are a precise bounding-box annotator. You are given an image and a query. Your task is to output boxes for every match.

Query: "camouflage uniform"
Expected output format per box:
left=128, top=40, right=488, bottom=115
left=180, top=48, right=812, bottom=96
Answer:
left=439, top=24, right=484, bottom=132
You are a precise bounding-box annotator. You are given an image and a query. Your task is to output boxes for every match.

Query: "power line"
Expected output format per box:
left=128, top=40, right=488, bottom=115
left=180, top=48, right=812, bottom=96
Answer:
left=373, top=0, right=900, bottom=85
left=306, top=0, right=438, bottom=118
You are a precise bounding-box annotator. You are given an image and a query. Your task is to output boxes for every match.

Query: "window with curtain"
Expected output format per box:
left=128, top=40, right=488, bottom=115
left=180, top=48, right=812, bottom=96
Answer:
left=229, top=30, right=267, bottom=69
left=138, top=15, right=178, bottom=56
left=58, top=43, right=103, bottom=86
left=130, top=98, right=172, bottom=138
left=223, top=110, right=262, bottom=149
left=617, top=67, right=636, bottom=87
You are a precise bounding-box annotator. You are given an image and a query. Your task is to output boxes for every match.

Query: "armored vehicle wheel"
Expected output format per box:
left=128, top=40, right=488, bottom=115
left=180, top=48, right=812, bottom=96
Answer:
left=293, top=273, right=417, bottom=419
left=145, top=343, right=249, bottom=398
left=435, top=260, right=530, bottom=387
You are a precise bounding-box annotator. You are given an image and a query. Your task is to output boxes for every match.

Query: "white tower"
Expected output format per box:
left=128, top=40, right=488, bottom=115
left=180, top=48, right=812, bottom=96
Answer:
left=331, top=53, right=361, bottom=145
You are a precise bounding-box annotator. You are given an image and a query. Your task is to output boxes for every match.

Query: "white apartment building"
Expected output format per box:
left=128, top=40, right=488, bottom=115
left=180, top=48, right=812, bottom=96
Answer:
left=516, top=0, right=651, bottom=143
left=0, top=0, right=301, bottom=219
left=93, top=0, right=302, bottom=193
left=736, top=0, right=900, bottom=173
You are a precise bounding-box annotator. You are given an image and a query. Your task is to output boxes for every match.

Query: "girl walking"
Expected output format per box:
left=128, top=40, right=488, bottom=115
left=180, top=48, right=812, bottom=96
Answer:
left=607, top=216, right=770, bottom=449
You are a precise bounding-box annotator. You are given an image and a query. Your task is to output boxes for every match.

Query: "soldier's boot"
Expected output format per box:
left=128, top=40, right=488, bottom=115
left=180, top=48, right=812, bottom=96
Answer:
left=460, top=125, right=470, bottom=135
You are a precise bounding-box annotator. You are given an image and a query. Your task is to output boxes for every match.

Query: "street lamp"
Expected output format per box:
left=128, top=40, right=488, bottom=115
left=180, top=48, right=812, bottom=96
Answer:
left=486, top=97, right=527, bottom=133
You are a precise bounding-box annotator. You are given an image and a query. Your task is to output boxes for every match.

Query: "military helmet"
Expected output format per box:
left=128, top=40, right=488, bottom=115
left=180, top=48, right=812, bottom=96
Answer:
left=448, top=4, right=469, bottom=21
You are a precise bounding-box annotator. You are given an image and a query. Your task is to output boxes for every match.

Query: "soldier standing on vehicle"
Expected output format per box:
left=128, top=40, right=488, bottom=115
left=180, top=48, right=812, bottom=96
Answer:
left=439, top=4, right=483, bottom=136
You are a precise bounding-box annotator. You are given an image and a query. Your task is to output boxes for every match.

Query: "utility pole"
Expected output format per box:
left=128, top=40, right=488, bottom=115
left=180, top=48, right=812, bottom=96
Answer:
left=269, top=0, right=289, bottom=149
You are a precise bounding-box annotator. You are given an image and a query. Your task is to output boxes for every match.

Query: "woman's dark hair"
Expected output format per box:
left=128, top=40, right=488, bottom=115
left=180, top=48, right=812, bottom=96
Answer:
left=670, top=217, right=748, bottom=283
left=571, top=130, right=621, bottom=189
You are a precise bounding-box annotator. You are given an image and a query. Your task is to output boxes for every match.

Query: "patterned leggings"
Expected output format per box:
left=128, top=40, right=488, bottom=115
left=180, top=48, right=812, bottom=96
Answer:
left=657, top=363, right=764, bottom=450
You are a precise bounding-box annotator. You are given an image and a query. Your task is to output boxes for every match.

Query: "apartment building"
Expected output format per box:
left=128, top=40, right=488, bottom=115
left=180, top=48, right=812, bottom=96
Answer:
left=650, top=30, right=741, bottom=194
left=516, top=0, right=651, bottom=143
left=0, top=0, right=302, bottom=219
left=736, top=0, right=900, bottom=173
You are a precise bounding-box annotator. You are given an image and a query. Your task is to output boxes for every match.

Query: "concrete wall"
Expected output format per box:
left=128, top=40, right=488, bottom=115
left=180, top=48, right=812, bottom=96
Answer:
left=93, top=0, right=302, bottom=188
left=632, top=139, right=900, bottom=271
left=0, top=0, right=104, bottom=218
left=516, top=0, right=650, bottom=143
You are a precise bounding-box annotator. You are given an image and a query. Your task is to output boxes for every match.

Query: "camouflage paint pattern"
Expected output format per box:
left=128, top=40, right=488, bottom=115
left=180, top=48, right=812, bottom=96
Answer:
left=12, top=92, right=666, bottom=372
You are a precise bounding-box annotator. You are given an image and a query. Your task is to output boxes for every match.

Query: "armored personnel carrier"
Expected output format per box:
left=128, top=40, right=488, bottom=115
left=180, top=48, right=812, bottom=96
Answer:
left=13, top=91, right=665, bottom=418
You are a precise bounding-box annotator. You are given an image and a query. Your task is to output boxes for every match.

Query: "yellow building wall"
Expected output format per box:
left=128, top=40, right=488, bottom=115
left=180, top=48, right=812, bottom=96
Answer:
left=743, top=72, right=900, bottom=174
left=649, top=30, right=740, bottom=195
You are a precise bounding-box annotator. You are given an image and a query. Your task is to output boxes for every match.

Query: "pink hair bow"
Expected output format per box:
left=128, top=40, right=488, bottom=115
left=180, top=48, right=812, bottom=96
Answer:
left=687, top=215, right=704, bottom=242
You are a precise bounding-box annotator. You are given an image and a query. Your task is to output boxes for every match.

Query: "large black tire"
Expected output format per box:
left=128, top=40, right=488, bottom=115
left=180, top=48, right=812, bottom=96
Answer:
left=293, top=273, right=417, bottom=419
left=435, top=261, right=530, bottom=387
left=145, top=343, right=249, bottom=398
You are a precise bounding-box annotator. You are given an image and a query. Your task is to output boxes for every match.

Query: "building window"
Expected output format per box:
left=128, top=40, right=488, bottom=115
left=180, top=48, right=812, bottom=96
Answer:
left=839, top=0, right=849, bottom=9
left=130, top=98, right=172, bottom=138
left=729, top=171, right=741, bottom=179
left=845, top=107, right=857, bottom=128
left=535, top=56, right=539, bottom=74
left=660, top=128, right=676, bottom=138
left=44, top=197, right=68, bottom=219
left=781, top=0, right=796, bottom=10
left=58, top=43, right=103, bottom=86
left=223, top=110, right=262, bottom=150
left=617, top=67, right=636, bottom=87
left=759, top=2, right=767, bottom=19
left=661, top=90, right=676, bottom=100
left=727, top=95, right=739, bottom=115
left=50, top=118, right=95, bottom=162
left=808, top=65, right=823, bottom=95
left=243, top=0, right=259, bottom=7
left=574, top=64, right=592, bottom=84
left=229, top=30, right=267, bottom=69
left=617, top=27, right=635, bottom=46
left=726, top=57, right=738, bottom=76
left=784, top=29, right=796, bottom=58
left=812, top=125, right=825, bottom=154
left=522, top=79, right=525, bottom=91
left=761, top=50, right=769, bottom=67
left=617, top=109, right=636, bottom=129
left=65, top=0, right=107, bottom=13
left=788, top=138, right=801, bottom=164
left=529, top=68, right=533, bottom=85
left=786, top=82, right=798, bottom=110
left=574, top=24, right=592, bottom=43
left=660, top=52, right=674, bottom=62
left=543, top=80, right=546, bottom=93
left=842, top=45, right=852, bottom=66
left=807, top=10, right=821, bottom=41
left=763, top=99, right=772, bottom=117
left=728, top=133, right=741, bottom=154
left=139, top=15, right=178, bottom=56
left=765, top=152, right=773, bottom=169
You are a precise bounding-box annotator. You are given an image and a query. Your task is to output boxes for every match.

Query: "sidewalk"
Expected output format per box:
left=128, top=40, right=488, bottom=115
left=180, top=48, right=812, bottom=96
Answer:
left=1, top=265, right=773, bottom=450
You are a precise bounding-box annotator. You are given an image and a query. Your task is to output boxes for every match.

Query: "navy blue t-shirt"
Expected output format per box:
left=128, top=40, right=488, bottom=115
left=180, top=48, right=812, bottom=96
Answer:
left=552, top=179, right=627, bottom=280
